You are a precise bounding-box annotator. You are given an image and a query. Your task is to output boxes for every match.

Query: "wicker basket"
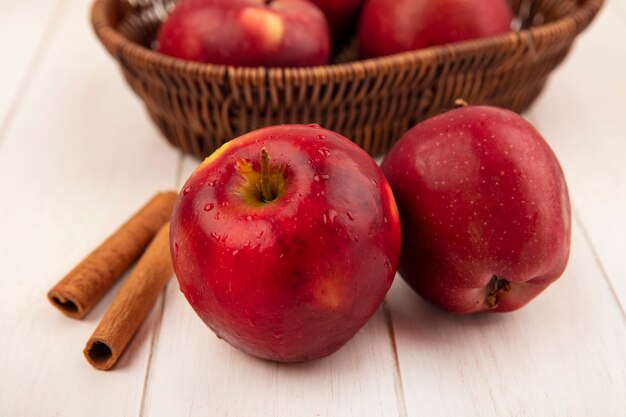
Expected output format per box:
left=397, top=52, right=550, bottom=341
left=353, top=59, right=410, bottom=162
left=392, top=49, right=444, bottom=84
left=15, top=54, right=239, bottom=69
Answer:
left=91, top=0, right=603, bottom=158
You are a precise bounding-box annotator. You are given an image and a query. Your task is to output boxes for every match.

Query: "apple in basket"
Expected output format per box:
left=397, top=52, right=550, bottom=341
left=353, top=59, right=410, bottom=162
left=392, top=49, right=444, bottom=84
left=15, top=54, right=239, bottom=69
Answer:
left=309, top=0, right=365, bottom=41
left=157, top=0, right=331, bottom=67
left=358, top=0, right=513, bottom=58
left=381, top=105, right=571, bottom=313
left=170, top=125, right=401, bottom=361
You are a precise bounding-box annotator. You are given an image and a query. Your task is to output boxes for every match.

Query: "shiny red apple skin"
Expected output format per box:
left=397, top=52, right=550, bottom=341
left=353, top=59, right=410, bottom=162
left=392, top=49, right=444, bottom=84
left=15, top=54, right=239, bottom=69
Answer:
left=157, top=0, right=331, bottom=67
left=358, top=0, right=513, bottom=58
left=309, top=0, right=364, bottom=40
left=381, top=106, right=571, bottom=314
left=170, top=124, right=401, bottom=361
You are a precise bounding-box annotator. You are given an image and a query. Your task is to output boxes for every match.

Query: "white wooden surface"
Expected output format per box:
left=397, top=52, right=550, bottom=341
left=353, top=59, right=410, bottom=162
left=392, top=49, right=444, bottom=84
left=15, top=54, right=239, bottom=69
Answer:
left=1, top=0, right=625, bottom=415
left=0, top=0, right=66, bottom=136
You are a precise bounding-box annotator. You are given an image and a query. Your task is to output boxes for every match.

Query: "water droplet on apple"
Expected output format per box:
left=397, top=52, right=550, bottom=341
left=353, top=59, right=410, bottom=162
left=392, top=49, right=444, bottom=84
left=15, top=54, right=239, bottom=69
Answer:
left=308, top=123, right=320, bottom=128
left=204, top=203, right=215, bottom=211
left=208, top=180, right=218, bottom=187
left=182, top=185, right=192, bottom=195
left=246, top=215, right=253, bottom=220
left=316, top=134, right=326, bottom=140
left=214, top=212, right=220, bottom=220
left=322, top=213, right=328, bottom=224
left=327, top=209, right=337, bottom=224
left=313, top=174, right=320, bottom=182
left=232, top=249, right=239, bottom=256
left=384, top=260, right=392, bottom=270
left=210, top=232, right=220, bottom=240
left=320, top=174, right=329, bottom=180
left=347, top=211, right=354, bottom=220
left=384, top=216, right=388, bottom=224
left=318, top=148, right=331, bottom=157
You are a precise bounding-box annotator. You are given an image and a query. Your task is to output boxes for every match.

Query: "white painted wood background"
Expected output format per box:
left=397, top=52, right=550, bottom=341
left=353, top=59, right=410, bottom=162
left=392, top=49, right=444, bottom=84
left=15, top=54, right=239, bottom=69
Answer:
left=1, top=0, right=625, bottom=415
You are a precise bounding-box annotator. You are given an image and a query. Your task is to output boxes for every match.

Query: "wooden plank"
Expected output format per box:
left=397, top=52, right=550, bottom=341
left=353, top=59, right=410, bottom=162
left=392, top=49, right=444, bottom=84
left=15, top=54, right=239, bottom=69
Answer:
left=388, top=221, right=626, bottom=416
left=0, top=0, right=66, bottom=136
left=527, top=2, right=626, bottom=312
left=0, top=0, right=180, bottom=415
left=140, top=156, right=404, bottom=417
left=616, top=0, right=626, bottom=18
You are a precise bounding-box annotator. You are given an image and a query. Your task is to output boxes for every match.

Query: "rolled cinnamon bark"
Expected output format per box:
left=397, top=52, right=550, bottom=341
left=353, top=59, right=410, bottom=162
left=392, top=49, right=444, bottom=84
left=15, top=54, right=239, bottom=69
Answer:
left=47, top=191, right=177, bottom=319
left=84, top=223, right=173, bottom=370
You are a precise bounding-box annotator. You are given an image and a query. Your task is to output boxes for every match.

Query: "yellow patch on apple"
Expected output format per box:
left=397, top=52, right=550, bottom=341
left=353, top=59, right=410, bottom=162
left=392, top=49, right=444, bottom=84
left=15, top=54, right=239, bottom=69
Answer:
left=383, top=181, right=400, bottom=223
left=313, top=274, right=345, bottom=309
left=196, top=139, right=237, bottom=174
left=239, top=7, right=285, bottom=50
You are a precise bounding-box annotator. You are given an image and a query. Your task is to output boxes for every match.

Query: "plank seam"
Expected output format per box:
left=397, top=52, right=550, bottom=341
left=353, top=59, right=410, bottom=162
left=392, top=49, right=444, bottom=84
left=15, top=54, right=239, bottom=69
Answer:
left=0, top=0, right=68, bottom=149
left=138, top=286, right=169, bottom=417
left=573, top=209, right=626, bottom=322
left=527, top=108, right=626, bottom=324
left=138, top=152, right=184, bottom=416
left=383, top=299, right=409, bottom=417
left=174, top=151, right=186, bottom=188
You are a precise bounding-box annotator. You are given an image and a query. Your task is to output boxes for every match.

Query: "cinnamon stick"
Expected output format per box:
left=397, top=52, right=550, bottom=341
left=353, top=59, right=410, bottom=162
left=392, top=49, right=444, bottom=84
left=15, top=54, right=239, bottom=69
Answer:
left=84, top=223, right=173, bottom=370
left=47, top=191, right=177, bottom=319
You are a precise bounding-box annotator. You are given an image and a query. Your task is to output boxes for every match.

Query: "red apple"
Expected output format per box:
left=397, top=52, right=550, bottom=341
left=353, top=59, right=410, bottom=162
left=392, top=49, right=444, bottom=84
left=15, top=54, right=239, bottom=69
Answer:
left=381, top=106, right=571, bottom=313
left=170, top=124, right=401, bottom=361
left=157, top=0, right=331, bottom=67
left=358, top=0, right=513, bottom=58
left=308, top=0, right=364, bottom=41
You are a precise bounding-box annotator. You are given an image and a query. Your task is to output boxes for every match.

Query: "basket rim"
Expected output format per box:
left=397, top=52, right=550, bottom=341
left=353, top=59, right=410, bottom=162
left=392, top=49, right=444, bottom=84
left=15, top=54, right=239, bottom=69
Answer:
left=91, top=0, right=604, bottom=80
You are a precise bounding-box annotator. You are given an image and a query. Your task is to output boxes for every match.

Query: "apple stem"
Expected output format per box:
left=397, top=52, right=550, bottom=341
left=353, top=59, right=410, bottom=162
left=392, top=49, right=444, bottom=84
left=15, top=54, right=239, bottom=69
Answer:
left=259, top=147, right=274, bottom=202
left=486, top=275, right=511, bottom=308
left=454, top=98, right=469, bottom=108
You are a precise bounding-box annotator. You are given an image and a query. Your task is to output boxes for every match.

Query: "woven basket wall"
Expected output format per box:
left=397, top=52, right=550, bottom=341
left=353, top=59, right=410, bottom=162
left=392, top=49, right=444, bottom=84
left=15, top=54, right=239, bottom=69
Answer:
left=91, top=0, right=603, bottom=158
